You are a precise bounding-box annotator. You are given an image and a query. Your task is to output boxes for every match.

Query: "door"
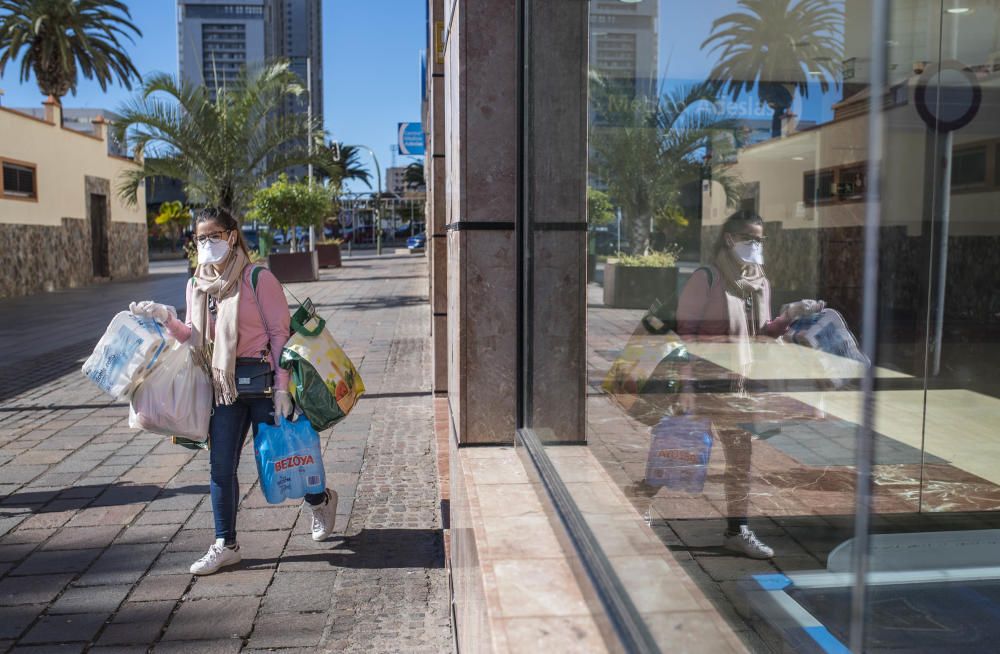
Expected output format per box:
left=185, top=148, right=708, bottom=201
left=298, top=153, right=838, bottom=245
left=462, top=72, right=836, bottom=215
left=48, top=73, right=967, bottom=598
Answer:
left=90, top=193, right=109, bottom=277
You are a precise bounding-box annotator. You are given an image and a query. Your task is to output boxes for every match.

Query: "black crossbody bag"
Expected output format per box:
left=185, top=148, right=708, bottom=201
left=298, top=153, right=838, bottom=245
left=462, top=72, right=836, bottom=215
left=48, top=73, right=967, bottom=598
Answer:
left=211, top=270, right=275, bottom=398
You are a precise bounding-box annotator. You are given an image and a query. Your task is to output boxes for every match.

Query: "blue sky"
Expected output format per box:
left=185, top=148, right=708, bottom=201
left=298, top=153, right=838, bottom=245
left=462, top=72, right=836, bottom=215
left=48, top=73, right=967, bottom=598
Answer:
left=0, top=0, right=427, bottom=193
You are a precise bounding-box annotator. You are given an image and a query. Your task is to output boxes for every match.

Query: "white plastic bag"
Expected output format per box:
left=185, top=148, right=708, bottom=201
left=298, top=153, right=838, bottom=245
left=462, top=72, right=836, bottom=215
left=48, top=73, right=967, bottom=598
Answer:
left=82, top=312, right=172, bottom=399
left=129, top=341, right=213, bottom=441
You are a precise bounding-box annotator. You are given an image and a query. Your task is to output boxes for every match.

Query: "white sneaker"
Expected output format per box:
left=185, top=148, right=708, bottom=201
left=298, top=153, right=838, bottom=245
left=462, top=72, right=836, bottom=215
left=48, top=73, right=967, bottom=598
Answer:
left=303, top=488, right=338, bottom=541
left=723, top=526, right=774, bottom=559
left=190, top=538, right=241, bottom=575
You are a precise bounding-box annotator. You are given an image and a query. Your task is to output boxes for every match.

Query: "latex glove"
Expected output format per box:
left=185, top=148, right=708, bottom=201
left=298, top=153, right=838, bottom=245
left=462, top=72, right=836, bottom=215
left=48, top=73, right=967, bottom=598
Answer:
left=129, top=300, right=177, bottom=324
left=273, top=390, right=293, bottom=425
left=781, top=299, right=825, bottom=321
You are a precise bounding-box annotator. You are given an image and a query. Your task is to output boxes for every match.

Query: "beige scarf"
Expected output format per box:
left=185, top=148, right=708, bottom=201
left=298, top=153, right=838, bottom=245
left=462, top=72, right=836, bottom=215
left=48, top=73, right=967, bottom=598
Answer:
left=714, top=247, right=769, bottom=376
left=190, top=247, right=250, bottom=405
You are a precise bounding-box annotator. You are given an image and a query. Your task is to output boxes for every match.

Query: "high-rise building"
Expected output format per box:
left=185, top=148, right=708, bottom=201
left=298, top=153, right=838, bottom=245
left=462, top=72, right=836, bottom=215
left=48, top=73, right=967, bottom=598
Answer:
left=177, top=0, right=267, bottom=94
left=177, top=0, right=322, bottom=179
left=266, top=0, right=322, bottom=126
left=588, top=0, right=659, bottom=94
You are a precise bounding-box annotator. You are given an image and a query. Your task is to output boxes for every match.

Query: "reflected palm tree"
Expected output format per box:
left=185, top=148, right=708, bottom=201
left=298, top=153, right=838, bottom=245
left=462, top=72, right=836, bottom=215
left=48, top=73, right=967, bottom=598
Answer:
left=590, top=75, right=743, bottom=254
left=701, top=0, right=843, bottom=137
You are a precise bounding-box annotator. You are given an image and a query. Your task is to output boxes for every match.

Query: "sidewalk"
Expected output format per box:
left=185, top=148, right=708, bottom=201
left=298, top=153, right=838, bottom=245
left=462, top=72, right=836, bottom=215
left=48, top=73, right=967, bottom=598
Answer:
left=0, top=253, right=452, bottom=653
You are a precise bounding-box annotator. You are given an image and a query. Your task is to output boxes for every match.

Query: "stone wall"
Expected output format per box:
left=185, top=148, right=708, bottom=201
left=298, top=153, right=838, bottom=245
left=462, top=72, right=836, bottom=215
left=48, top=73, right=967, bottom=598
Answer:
left=0, top=218, right=147, bottom=299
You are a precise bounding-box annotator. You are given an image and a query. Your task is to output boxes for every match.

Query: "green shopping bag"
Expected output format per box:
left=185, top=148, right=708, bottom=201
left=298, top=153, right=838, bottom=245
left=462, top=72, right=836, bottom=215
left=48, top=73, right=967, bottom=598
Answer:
left=280, top=298, right=365, bottom=431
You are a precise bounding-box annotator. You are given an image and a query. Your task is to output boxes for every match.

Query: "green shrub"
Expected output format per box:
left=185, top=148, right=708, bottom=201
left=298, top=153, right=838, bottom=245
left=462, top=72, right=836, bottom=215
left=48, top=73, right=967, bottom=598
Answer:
left=612, top=250, right=678, bottom=267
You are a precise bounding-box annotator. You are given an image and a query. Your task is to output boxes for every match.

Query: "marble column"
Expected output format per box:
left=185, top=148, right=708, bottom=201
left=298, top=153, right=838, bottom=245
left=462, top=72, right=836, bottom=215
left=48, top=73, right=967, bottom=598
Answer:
left=428, top=0, right=448, bottom=395
left=525, top=1, right=589, bottom=441
left=443, top=0, right=518, bottom=444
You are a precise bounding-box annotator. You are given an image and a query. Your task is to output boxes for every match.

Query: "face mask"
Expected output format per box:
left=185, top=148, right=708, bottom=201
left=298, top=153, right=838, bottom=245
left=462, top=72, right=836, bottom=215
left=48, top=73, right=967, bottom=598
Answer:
left=732, top=240, right=764, bottom=266
left=197, top=238, right=231, bottom=265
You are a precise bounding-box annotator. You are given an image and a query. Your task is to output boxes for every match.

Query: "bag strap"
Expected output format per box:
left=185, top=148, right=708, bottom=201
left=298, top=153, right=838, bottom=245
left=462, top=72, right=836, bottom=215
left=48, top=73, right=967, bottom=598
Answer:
left=246, top=265, right=272, bottom=357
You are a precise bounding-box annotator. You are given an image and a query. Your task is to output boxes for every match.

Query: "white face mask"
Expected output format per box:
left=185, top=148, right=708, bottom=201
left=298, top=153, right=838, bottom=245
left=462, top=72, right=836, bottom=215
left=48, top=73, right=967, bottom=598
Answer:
left=197, top=238, right=231, bottom=265
left=732, top=240, right=764, bottom=266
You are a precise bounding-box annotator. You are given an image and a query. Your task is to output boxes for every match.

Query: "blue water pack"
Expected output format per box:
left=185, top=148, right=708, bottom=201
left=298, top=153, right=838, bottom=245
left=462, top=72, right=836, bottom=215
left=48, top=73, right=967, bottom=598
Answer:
left=254, top=416, right=326, bottom=504
left=644, top=415, right=713, bottom=493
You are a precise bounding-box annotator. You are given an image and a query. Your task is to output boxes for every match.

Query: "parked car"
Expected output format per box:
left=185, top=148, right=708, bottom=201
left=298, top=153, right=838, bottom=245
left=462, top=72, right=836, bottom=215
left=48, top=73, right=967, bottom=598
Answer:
left=407, top=232, right=427, bottom=253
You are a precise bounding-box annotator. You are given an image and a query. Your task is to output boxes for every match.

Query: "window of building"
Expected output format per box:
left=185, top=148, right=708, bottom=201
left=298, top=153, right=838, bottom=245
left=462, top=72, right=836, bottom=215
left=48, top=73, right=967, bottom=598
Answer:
left=1, top=160, right=37, bottom=199
left=837, top=164, right=867, bottom=201
left=803, top=169, right=835, bottom=205
left=951, top=144, right=988, bottom=189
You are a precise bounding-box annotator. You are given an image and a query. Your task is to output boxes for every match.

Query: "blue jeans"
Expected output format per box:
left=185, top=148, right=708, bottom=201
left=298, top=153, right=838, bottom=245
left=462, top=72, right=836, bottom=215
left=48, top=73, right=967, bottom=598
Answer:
left=209, top=396, right=325, bottom=543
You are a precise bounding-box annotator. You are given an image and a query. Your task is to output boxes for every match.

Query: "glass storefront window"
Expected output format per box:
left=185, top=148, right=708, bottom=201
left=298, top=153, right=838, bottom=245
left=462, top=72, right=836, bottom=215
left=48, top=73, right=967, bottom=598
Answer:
left=522, top=0, right=1000, bottom=651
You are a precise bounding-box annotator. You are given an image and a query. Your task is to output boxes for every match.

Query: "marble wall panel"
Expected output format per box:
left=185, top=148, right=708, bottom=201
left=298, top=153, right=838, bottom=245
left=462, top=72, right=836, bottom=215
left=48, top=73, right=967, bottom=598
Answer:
left=530, top=230, right=586, bottom=440
left=447, top=229, right=463, bottom=432
left=526, top=2, right=588, bottom=220
left=462, top=1, right=517, bottom=224
left=434, top=312, right=448, bottom=394
left=463, top=230, right=517, bottom=444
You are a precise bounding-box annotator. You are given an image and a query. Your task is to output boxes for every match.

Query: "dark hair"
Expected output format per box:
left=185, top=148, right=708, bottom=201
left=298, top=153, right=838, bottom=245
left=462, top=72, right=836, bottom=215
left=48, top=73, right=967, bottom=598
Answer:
left=713, top=210, right=764, bottom=254
left=196, top=207, right=251, bottom=258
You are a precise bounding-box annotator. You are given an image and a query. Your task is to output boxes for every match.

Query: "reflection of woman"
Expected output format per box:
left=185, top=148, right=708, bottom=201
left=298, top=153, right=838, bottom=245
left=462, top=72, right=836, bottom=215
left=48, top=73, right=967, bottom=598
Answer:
left=676, top=210, right=821, bottom=558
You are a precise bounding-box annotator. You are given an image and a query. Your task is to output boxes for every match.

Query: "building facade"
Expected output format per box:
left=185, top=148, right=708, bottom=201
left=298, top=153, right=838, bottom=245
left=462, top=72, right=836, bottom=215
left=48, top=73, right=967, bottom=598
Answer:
left=177, top=0, right=267, bottom=93
left=178, top=0, right=322, bottom=179
left=427, top=1, right=1000, bottom=652
left=0, top=102, right=147, bottom=299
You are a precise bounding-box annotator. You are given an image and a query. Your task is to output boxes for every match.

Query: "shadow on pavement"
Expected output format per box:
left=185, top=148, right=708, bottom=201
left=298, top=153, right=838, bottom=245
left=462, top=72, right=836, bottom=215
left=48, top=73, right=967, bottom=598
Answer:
left=0, top=483, right=209, bottom=513
left=0, top=340, right=97, bottom=403
left=265, top=528, right=446, bottom=570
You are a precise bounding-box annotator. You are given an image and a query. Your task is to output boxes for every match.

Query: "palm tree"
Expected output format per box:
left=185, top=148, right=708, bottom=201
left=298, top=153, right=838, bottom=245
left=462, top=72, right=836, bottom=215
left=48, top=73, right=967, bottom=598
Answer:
left=701, top=0, right=843, bottom=137
left=113, top=60, right=326, bottom=219
left=590, top=75, right=742, bottom=254
left=319, top=143, right=372, bottom=190
left=0, top=0, right=141, bottom=103
left=404, top=161, right=425, bottom=190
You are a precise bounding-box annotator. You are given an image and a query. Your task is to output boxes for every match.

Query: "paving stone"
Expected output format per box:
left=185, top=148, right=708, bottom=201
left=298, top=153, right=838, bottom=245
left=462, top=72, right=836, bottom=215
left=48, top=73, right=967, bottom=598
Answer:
left=49, top=584, right=131, bottom=615
left=0, top=543, right=37, bottom=563
left=65, top=505, right=143, bottom=528
left=152, top=640, right=241, bottom=654
left=161, top=597, right=260, bottom=641
left=0, top=603, right=45, bottom=639
left=260, top=571, right=338, bottom=613
left=113, top=524, right=180, bottom=546
left=97, top=600, right=176, bottom=645
left=1, top=529, right=55, bottom=546
left=9, top=644, right=86, bottom=654
left=163, top=529, right=214, bottom=553
left=133, top=510, right=193, bottom=527
left=129, top=574, right=191, bottom=603
left=237, top=508, right=298, bottom=532
left=9, top=549, right=102, bottom=576
left=188, top=569, right=273, bottom=599
left=19, top=612, right=108, bottom=644
left=41, top=526, right=121, bottom=551
left=246, top=611, right=327, bottom=649
left=75, top=543, right=164, bottom=587
left=90, top=647, right=147, bottom=654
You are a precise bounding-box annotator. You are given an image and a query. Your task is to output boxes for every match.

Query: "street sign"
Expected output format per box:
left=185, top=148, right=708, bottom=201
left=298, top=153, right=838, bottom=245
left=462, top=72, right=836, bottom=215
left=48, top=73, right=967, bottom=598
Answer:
left=398, top=122, right=425, bottom=156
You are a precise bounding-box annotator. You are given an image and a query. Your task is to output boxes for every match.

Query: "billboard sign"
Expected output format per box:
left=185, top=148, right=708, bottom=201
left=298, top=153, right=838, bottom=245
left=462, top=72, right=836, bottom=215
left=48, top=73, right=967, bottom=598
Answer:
left=397, top=122, right=425, bottom=156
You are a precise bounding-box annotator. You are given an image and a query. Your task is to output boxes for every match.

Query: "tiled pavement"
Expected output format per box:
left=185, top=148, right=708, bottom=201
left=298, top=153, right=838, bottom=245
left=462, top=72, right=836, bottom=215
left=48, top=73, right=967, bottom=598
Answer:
left=0, top=254, right=453, bottom=653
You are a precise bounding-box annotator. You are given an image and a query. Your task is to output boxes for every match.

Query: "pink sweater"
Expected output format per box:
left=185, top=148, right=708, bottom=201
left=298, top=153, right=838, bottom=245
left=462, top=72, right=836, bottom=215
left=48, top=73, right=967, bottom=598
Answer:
left=676, top=265, right=790, bottom=339
left=165, top=265, right=290, bottom=391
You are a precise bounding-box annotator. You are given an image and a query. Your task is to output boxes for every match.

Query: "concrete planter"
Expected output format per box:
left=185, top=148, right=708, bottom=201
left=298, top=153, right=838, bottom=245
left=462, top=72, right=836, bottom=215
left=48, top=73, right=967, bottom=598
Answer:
left=316, top=243, right=343, bottom=268
left=267, top=251, right=319, bottom=283
left=602, top=262, right=678, bottom=310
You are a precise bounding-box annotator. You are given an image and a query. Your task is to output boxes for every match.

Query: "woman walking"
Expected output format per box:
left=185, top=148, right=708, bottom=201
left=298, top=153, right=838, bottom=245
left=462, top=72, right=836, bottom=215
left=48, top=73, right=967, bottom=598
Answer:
left=131, top=207, right=337, bottom=575
left=676, top=210, right=822, bottom=558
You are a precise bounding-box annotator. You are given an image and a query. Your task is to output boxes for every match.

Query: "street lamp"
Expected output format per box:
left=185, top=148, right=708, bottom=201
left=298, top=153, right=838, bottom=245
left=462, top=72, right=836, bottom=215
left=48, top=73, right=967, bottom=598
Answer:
left=333, top=143, right=382, bottom=255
